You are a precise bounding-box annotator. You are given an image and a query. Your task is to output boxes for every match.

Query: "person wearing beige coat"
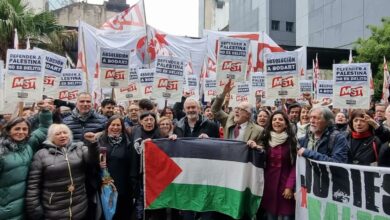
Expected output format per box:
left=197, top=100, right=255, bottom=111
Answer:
left=211, top=79, right=264, bottom=148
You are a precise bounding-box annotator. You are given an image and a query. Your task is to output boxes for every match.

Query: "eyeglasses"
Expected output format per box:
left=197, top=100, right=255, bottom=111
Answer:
left=159, top=123, right=171, bottom=126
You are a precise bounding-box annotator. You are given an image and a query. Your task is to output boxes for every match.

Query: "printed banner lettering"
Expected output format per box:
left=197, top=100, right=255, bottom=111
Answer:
left=138, top=68, right=154, bottom=99
left=99, top=47, right=130, bottom=88
left=204, top=78, right=217, bottom=102
left=57, top=69, right=86, bottom=102
left=317, top=80, right=333, bottom=101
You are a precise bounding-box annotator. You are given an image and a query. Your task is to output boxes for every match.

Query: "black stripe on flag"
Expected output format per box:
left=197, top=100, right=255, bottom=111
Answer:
left=151, top=138, right=265, bottom=168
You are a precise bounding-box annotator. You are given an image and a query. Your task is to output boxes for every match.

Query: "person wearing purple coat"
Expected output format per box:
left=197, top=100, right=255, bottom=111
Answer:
left=259, top=110, right=297, bottom=220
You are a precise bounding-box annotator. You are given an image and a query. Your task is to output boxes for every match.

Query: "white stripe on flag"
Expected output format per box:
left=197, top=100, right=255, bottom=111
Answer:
left=171, top=158, right=264, bottom=196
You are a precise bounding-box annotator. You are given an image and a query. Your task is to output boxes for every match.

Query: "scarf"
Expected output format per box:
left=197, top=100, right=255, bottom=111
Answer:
left=296, top=122, right=309, bottom=139
left=269, top=131, right=288, bottom=148
left=0, top=136, right=26, bottom=157
left=351, top=130, right=372, bottom=139
left=108, top=135, right=123, bottom=146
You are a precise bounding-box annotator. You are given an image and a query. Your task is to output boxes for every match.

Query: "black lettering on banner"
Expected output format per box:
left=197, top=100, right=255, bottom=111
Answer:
left=364, top=171, right=380, bottom=212
left=329, top=166, right=350, bottom=203
left=350, top=169, right=362, bottom=208
left=305, top=159, right=312, bottom=193
left=383, top=174, right=390, bottom=215
left=311, top=161, right=329, bottom=198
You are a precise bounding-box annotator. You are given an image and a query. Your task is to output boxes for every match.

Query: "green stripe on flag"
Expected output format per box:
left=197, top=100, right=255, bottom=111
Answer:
left=147, top=183, right=262, bottom=219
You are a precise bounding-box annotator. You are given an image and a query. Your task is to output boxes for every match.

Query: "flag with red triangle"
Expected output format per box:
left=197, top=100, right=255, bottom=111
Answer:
left=144, top=138, right=265, bottom=219
left=101, top=0, right=145, bottom=31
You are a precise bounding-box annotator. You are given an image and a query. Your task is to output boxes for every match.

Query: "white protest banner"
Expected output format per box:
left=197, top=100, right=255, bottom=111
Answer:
left=183, top=74, right=200, bottom=101
left=0, top=66, right=4, bottom=111
left=57, top=69, right=86, bottom=102
left=115, top=65, right=141, bottom=101
left=230, top=82, right=250, bottom=107
left=152, top=56, right=184, bottom=102
left=317, top=80, right=333, bottom=101
left=138, top=68, right=154, bottom=99
left=333, top=63, right=370, bottom=109
left=300, top=80, right=313, bottom=94
left=99, top=47, right=130, bottom=88
left=34, top=49, right=67, bottom=98
left=5, top=49, right=44, bottom=102
left=265, top=51, right=299, bottom=99
left=250, top=72, right=266, bottom=106
left=216, top=37, right=250, bottom=93
left=296, top=157, right=390, bottom=220
left=203, top=78, right=217, bottom=102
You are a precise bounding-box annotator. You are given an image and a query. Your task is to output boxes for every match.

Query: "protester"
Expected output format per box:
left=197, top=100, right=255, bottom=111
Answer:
left=296, top=105, right=311, bottom=139
left=87, top=116, right=139, bottom=219
left=25, top=124, right=97, bottom=220
left=63, top=92, right=107, bottom=143
left=100, top=98, right=116, bottom=118
left=375, top=102, right=386, bottom=123
left=212, top=79, right=263, bottom=143
left=0, top=103, right=52, bottom=220
left=297, top=106, right=350, bottom=163
left=158, top=116, right=183, bottom=137
left=334, top=111, right=349, bottom=133
left=256, top=111, right=297, bottom=220
left=124, top=103, right=140, bottom=133
left=176, top=97, right=219, bottom=138
left=160, top=106, right=177, bottom=123
left=383, top=105, right=390, bottom=129
left=256, top=109, right=270, bottom=128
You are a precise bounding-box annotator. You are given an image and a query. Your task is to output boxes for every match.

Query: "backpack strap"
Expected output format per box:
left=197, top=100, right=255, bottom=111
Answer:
left=327, top=130, right=339, bottom=155
left=372, top=140, right=379, bottom=162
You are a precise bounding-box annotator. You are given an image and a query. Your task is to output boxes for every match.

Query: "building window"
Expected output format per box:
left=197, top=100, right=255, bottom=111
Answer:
left=271, top=20, right=280, bottom=31
left=286, top=22, right=294, bottom=32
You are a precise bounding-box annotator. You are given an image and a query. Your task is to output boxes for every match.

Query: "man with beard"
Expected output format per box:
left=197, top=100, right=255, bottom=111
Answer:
left=175, top=98, right=219, bottom=138
left=100, top=98, right=116, bottom=119
left=297, top=106, right=349, bottom=163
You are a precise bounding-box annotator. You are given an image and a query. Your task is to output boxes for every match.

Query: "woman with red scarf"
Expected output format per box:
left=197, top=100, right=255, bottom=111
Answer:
left=348, top=109, right=383, bottom=166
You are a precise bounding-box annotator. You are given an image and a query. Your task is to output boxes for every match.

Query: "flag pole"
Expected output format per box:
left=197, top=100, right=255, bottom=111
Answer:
left=141, top=0, right=151, bottom=68
left=80, top=23, right=90, bottom=94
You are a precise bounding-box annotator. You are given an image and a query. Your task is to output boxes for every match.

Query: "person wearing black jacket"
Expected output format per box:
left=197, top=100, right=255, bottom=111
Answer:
left=86, top=115, right=138, bottom=219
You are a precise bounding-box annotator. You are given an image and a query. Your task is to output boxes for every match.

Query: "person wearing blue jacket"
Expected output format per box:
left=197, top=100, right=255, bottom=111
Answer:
left=297, top=106, right=350, bottom=163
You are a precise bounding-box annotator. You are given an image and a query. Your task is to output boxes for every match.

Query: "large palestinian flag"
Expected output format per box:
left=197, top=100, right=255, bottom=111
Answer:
left=144, top=138, right=265, bottom=219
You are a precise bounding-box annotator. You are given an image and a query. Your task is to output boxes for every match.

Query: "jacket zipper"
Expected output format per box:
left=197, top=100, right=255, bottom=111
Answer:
left=63, top=148, right=74, bottom=219
left=49, top=192, right=55, bottom=205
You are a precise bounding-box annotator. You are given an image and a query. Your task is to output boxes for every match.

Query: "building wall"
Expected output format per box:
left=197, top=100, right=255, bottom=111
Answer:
left=199, top=0, right=229, bottom=37
left=296, top=0, right=390, bottom=49
left=53, top=2, right=118, bottom=28
left=23, top=0, right=46, bottom=13
left=229, top=0, right=296, bottom=45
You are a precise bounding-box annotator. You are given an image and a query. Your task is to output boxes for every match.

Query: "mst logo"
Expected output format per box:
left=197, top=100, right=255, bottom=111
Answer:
left=44, top=76, right=56, bottom=86
left=120, top=84, right=137, bottom=92
left=222, top=61, right=242, bottom=72
left=59, top=90, right=78, bottom=100
left=271, top=76, right=294, bottom=88
left=105, top=70, right=125, bottom=80
left=157, top=79, right=179, bottom=90
left=12, top=77, right=37, bottom=89
left=339, top=86, right=363, bottom=97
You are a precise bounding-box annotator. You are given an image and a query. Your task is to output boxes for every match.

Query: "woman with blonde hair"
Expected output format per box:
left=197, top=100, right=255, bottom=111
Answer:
left=26, top=124, right=97, bottom=219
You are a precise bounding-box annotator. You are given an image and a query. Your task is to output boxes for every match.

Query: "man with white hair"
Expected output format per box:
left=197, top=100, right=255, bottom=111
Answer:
left=175, top=97, right=220, bottom=138
left=212, top=79, right=263, bottom=147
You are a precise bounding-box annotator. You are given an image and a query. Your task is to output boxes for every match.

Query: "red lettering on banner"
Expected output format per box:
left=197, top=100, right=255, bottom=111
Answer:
left=157, top=78, right=168, bottom=88
left=120, top=84, right=137, bottom=92
left=339, top=86, right=363, bottom=97
left=222, top=61, right=242, bottom=72
left=236, top=96, right=248, bottom=102
left=44, top=76, right=55, bottom=86
left=105, top=70, right=125, bottom=80
left=271, top=76, right=294, bottom=88
left=145, top=86, right=152, bottom=94
left=208, top=90, right=216, bottom=96
left=12, top=77, right=37, bottom=89
left=167, top=80, right=178, bottom=91
left=59, top=90, right=78, bottom=100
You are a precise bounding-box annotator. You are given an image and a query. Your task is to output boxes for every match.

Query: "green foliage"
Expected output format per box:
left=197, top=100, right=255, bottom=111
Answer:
left=355, top=17, right=390, bottom=101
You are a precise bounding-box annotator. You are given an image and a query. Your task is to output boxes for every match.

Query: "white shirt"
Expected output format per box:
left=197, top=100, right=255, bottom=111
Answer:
left=234, top=121, right=248, bottom=141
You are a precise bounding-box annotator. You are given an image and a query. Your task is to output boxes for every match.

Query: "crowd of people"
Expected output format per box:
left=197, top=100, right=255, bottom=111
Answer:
left=1, top=79, right=390, bottom=220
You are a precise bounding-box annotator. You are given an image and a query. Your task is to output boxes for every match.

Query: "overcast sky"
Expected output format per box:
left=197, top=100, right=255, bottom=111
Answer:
left=87, top=0, right=199, bottom=37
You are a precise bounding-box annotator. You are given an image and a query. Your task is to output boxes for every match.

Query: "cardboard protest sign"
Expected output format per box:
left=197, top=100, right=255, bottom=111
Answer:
left=317, top=80, right=333, bottom=102
left=203, top=78, right=217, bottom=102
left=35, top=49, right=67, bottom=98
left=57, top=69, right=86, bottom=102
left=115, top=65, right=141, bottom=101
left=99, top=47, right=130, bottom=88
left=230, top=82, right=251, bottom=107
left=138, top=68, right=154, bottom=99
left=299, top=80, right=312, bottom=94
left=5, top=49, right=44, bottom=102
left=152, top=56, right=184, bottom=102
left=183, top=74, right=200, bottom=101
left=216, top=37, right=250, bottom=93
left=333, top=63, right=370, bottom=109
left=265, top=51, right=299, bottom=99
left=250, top=72, right=267, bottom=106
left=296, top=157, right=390, bottom=220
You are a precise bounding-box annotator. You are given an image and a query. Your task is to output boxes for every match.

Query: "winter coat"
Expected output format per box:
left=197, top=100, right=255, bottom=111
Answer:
left=25, top=140, right=98, bottom=220
left=63, top=109, right=107, bottom=143
left=298, top=126, right=350, bottom=163
left=348, top=134, right=382, bottom=166
left=175, top=115, right=220, bottom=138
left=0, top=110, right=52, bottom=220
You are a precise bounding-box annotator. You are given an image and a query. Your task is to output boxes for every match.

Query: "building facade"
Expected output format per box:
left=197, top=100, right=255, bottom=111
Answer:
left=199, top=0, right=229, bottom=36
left=296, top=0, right=390, bottom=49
